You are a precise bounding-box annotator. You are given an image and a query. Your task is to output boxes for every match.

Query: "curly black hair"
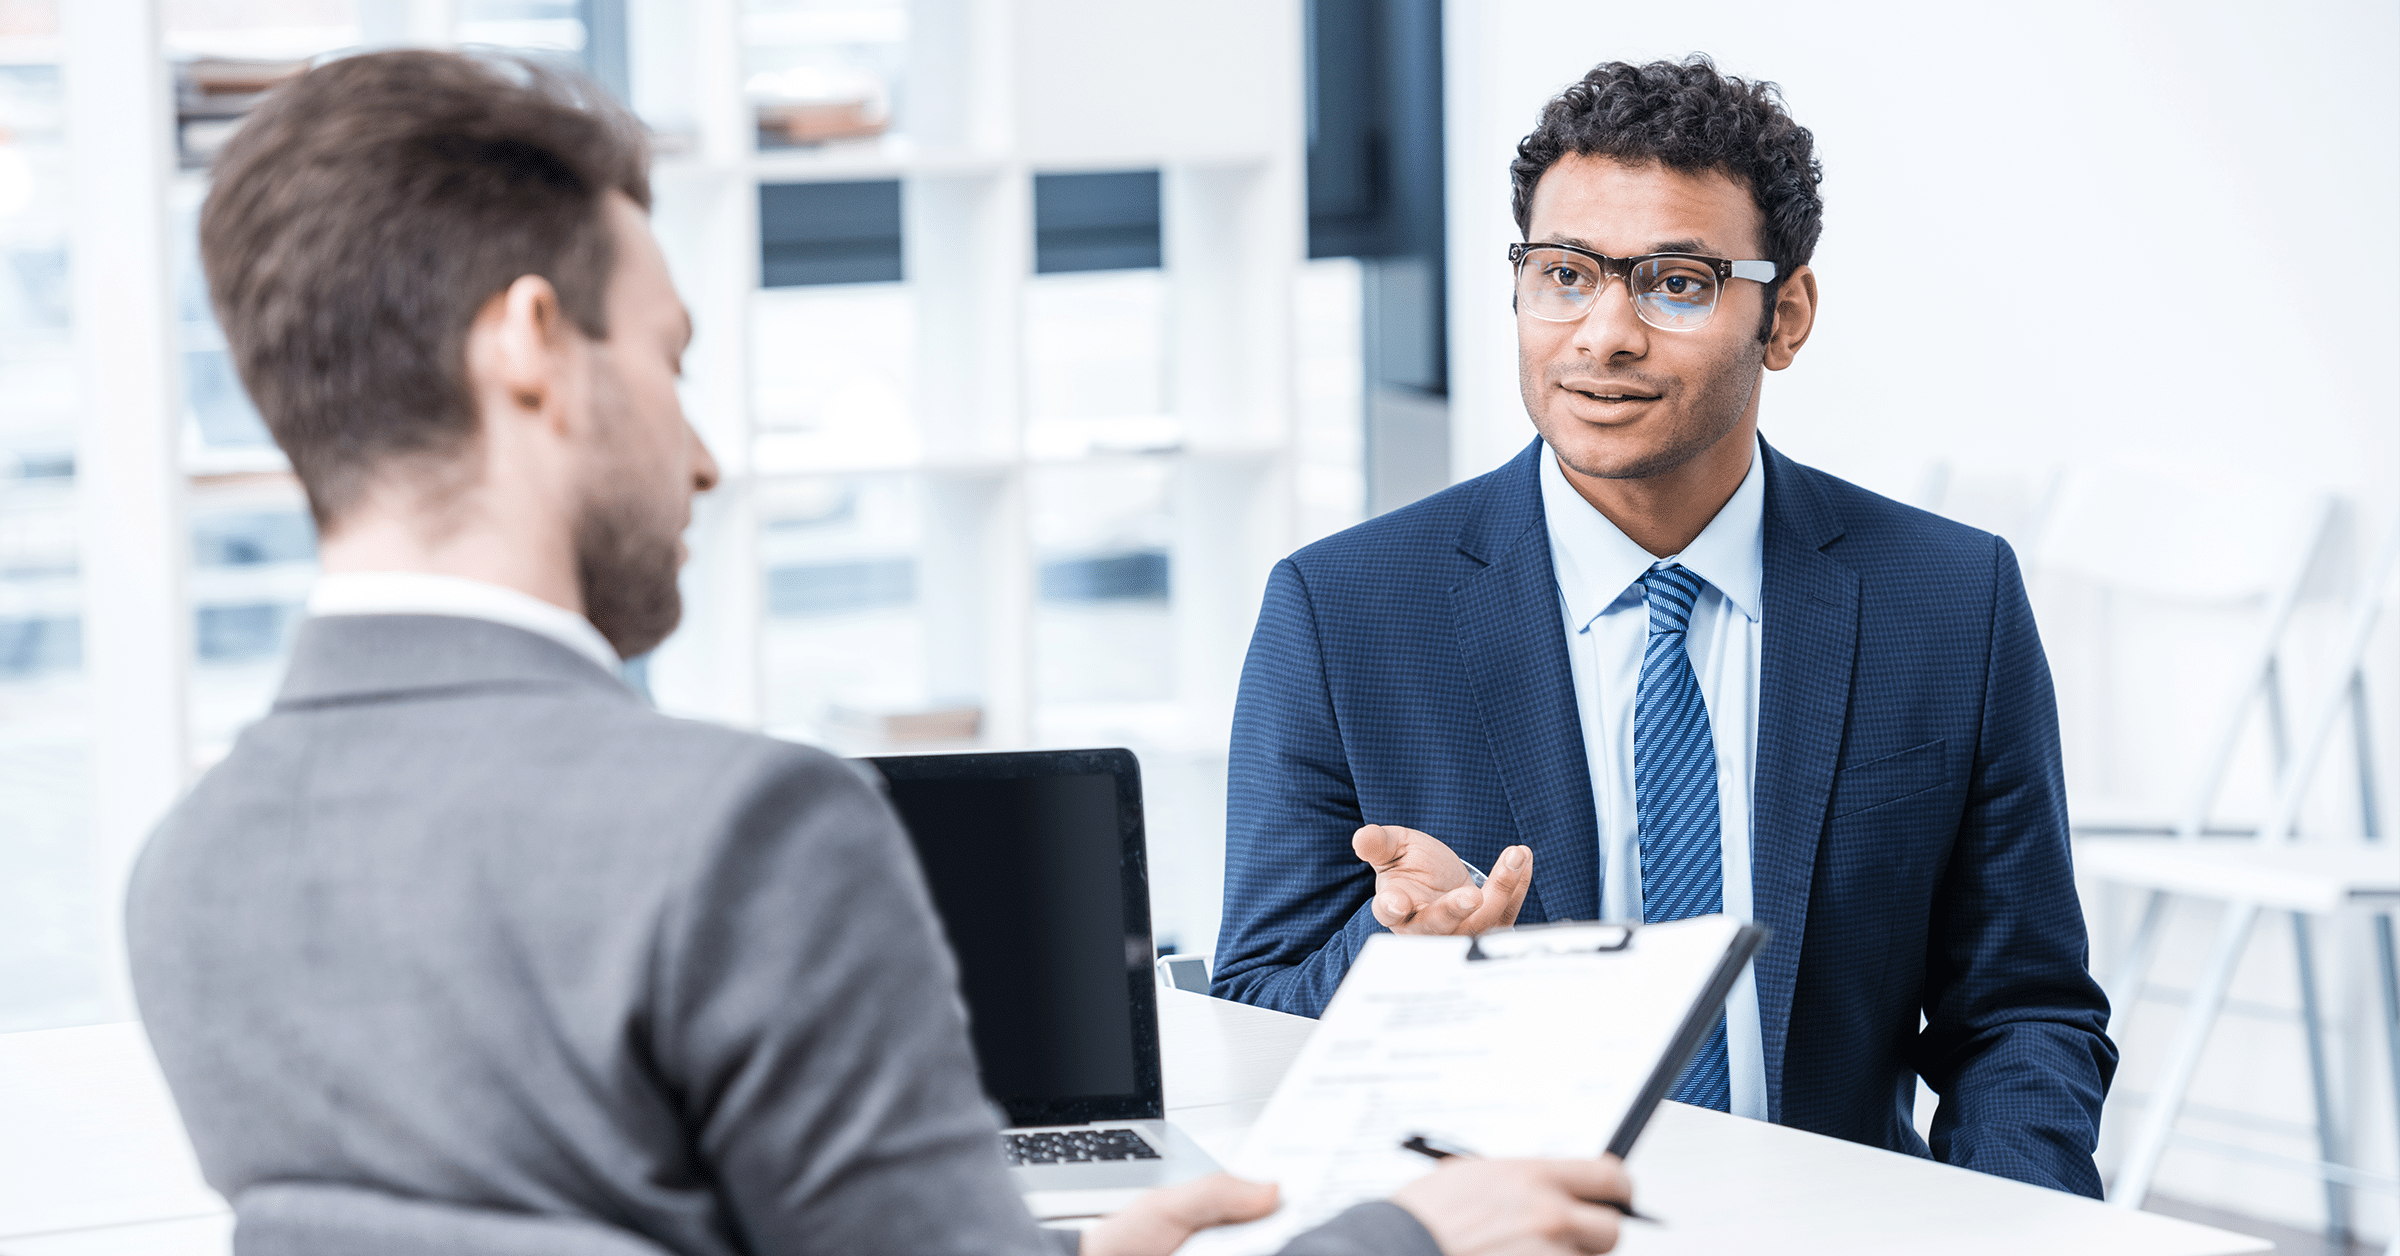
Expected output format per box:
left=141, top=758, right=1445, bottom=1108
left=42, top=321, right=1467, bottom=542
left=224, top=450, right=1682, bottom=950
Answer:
left=1510, top=55, right=1822, bottom=339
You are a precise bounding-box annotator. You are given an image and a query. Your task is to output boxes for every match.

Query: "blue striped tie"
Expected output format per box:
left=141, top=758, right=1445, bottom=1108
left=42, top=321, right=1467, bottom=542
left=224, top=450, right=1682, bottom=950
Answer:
left=1635, top=564, right=1730, bottom=1111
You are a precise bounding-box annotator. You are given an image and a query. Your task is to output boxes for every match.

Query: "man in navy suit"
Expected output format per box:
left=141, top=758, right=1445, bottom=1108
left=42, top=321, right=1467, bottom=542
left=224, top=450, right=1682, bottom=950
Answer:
left=1213, top=56, right=2117, bottom=1197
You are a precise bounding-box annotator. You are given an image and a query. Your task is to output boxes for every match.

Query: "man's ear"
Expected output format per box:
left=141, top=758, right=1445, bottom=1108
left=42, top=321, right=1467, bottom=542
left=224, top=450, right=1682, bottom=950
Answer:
left=1763, top=264, right=1817, bottom=371
left=474, top=273, right=569, bottom=422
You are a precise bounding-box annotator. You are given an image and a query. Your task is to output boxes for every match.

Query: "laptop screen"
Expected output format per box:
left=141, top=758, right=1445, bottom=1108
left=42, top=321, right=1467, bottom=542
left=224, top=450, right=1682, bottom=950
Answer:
left=865, top=748, right=1162, bottom=1126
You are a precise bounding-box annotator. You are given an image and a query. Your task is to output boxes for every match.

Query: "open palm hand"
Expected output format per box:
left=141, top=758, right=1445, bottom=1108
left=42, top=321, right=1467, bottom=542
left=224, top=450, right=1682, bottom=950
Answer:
left=1352, top=824, right=1532, bottom=936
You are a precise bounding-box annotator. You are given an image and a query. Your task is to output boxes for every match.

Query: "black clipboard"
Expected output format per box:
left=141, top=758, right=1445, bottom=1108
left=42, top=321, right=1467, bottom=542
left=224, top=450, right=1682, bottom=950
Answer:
left=1465, top=918, right=1771, bottom=1159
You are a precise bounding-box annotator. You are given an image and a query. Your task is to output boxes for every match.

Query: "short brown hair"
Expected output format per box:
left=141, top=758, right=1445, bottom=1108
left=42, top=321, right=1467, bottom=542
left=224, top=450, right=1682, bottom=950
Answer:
left=201, top=50, right=650, bottom=526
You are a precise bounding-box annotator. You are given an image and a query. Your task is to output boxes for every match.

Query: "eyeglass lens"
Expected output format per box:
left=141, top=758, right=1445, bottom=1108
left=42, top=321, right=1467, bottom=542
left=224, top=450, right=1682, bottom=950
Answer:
left=1515, top=248, right=1720, bottom=331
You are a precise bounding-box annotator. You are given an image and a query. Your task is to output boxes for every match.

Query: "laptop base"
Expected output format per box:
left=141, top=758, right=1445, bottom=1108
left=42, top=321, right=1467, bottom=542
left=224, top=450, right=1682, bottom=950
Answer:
left=1010, top=1120, right=1222, bottom=1220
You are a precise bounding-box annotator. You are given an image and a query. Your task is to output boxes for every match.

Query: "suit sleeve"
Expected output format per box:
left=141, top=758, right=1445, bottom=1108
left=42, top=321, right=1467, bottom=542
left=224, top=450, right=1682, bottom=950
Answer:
left=1915, top=538, right=2119, bottom=1197
left=650, top=750, right=1058, bottom=1255
left=1282, top=1202, right=1442, bottom=1255
left=652, top=745, right=1447, bottom=1255
left=1212, top=559, right=1392, bottom=1018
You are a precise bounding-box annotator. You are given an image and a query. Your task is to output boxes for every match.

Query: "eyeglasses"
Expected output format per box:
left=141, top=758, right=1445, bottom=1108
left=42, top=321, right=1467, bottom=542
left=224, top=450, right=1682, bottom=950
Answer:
left=1508, top=242, right=1777, bottom=332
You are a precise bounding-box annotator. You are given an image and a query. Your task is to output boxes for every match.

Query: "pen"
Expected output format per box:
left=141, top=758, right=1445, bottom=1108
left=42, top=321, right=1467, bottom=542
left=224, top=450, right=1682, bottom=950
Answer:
left=1399, top=1134, right=1657, bottom=1223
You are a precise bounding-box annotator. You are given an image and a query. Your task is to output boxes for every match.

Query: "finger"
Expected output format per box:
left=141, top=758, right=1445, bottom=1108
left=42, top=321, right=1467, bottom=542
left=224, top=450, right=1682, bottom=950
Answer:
left=1544, top=1155, right=1634, bottom=1207
left=1141, top=1174, right=1280, bottom=1229
left=1463, top=846, right=1534, bottom=932
left=1495, top=861, right=1533, bottom=927
left=1352, top=824, right=1403, bottom=869
left=1372, top=886, right=1423, bottom=929
left=1558, top=1201, right=1624, bottom=1253
left=1409, top=884, right=1484, bottom=935
left=1494, top=844, right=1533, bottom=892
left=1354, top=824, right=1445, bottom=871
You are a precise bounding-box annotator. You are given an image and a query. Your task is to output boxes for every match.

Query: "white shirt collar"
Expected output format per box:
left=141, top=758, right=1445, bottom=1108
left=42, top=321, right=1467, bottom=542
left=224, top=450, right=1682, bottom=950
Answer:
left=307, top=571, right=622, bottom=673
left=1540, top=435, right=1767, bottom=630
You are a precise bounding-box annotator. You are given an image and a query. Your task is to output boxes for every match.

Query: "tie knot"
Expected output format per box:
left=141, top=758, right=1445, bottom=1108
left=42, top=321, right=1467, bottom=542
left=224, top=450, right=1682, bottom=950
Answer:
left=1642, top=565, right=1704, bottom=635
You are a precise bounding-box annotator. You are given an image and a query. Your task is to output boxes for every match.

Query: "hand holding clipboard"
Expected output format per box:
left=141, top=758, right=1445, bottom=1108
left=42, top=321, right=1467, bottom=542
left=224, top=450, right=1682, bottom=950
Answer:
left=1178, top=915, right=1769, bottom=1255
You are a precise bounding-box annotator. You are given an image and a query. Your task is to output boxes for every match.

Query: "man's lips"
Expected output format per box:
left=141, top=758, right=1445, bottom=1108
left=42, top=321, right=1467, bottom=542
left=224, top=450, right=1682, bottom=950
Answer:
left=1558, top=381, right=1661, bottom=402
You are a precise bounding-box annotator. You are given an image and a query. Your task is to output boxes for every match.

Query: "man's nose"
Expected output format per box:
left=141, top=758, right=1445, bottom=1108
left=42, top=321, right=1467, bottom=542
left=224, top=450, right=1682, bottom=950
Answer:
left=688, top=420, right=721, bottom=492
left=1571, top=274, right=1649, bottom=359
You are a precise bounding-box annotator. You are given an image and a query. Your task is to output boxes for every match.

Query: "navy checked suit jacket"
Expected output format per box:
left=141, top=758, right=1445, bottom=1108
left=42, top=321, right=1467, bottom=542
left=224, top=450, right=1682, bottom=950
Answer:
left=1212, top=437, right=2118, bottom=1197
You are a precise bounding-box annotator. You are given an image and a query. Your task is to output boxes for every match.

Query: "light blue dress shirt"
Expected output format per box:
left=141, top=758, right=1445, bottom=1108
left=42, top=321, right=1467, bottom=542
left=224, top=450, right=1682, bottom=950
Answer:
left=1539, top=438, right=1769, bottom=1122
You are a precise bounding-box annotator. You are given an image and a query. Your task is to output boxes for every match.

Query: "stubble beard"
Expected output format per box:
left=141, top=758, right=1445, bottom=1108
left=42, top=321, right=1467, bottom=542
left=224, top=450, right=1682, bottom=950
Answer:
left=1526, top=338, right=1765, bottom=483
left=574, top=381, right=686, bottom=661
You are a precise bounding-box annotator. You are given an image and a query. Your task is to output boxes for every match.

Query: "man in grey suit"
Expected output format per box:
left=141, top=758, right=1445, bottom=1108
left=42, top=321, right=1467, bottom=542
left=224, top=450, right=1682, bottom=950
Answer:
left=126, top=50, right=1636, bottom=1256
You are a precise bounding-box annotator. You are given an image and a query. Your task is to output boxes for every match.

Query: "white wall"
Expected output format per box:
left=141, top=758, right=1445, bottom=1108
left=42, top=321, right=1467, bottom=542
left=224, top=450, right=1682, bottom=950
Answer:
left=1442, top=0, right=2398, bottom=515
left=1443, top=0, right=2399, bottom=1238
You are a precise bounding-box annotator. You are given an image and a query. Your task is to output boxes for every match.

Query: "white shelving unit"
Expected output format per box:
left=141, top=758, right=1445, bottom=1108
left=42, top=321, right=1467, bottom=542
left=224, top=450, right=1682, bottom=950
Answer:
left=10, top=0, right=1329, bottom=1022
left=641, top=0, right=1309, bottom=733
left=636, top=1, right=1317, bottom=953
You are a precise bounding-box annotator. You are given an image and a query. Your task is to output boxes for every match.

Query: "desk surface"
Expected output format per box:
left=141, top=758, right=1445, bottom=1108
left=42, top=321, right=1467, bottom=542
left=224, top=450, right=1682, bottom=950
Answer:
left=0, top=1023, right=226, bottom=1256
left=1, top=996, right=2266, bottom=1256
left=1153, top=990, right=2266, bottom=1256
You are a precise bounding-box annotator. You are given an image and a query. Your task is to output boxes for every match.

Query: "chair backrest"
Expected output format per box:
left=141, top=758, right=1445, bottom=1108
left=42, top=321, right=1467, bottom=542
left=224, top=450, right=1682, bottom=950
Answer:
left=2030, top=465, right=2329, bottom=602
left=235, top=1183, right=678, bottom=1256
left=2027, top=464, right=2339, bottom=838
left=2254, top=527, right=2399, bottom=846
left=1914, top=460, right=2061, bottom=560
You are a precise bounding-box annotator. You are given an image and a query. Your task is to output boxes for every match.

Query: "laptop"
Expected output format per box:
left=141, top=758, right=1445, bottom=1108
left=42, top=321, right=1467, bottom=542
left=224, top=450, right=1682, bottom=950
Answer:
left=858, top=747, right=1224, bottom=1219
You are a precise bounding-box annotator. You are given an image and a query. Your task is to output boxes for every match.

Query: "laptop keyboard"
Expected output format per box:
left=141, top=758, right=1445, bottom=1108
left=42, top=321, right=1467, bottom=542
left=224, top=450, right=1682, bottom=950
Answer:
left=1003, top=1128, right=1162, bottom=1166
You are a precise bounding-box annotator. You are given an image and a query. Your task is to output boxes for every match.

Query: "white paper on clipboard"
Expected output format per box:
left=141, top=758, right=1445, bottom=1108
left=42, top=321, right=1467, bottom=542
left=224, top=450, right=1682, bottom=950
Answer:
left=1181, top=914, right=1757, bottom=1255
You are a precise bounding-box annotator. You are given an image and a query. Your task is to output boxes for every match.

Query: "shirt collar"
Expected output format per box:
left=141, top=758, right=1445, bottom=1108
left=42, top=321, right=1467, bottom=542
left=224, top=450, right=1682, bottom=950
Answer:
left=1540, top=435, right=1767, bottom=631
left=307, top=571, right=622, bottom=674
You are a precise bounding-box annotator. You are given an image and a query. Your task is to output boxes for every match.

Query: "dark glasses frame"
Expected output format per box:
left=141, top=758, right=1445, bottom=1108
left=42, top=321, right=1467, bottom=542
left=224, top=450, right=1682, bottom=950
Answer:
left=1506, top=241, right=1778, bottom=287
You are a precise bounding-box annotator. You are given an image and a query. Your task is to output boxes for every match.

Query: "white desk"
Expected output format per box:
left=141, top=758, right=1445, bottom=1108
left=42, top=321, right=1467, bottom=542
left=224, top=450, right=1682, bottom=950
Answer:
left=1, top=998, right=2266, bottom=1256
left=1153, top=990, right=2266, bottom=1256
left=0, top=1024, right=227, bottom=1256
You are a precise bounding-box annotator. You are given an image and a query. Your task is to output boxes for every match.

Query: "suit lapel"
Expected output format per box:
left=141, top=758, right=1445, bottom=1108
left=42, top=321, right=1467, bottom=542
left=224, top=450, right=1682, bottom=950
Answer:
left=1449, top=442, right=1600, bottom=924
left=1751, top=442, right=1858, bottom=1122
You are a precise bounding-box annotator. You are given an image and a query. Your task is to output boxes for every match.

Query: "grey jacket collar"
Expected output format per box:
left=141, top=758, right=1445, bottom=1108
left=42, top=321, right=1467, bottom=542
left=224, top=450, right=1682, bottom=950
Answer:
left=273, top=614, right=640, bottom=712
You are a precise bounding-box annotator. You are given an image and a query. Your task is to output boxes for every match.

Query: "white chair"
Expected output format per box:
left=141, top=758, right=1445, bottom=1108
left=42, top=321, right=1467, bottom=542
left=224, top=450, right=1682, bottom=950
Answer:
left=1157, top=951, right=1212, bottom=993
left=1914, top=459, right=2062, bottom=559
left=2033, top=468, right=2337, bottom=838
left=2075, top=520, right=2400, bottom=1249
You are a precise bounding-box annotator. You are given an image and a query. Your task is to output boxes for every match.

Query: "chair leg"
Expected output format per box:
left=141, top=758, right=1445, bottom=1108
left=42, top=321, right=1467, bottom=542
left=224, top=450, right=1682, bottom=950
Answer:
left=2113, top=898, right=2260, bottom=1210
left=2109, top=889, right=2170, bottom=1008
left=2352, top=673, right=2382, bottom=840
left=2377, top=912, right=2399, bottom=1256
left=2290, top=911, right=2350, bottom=1245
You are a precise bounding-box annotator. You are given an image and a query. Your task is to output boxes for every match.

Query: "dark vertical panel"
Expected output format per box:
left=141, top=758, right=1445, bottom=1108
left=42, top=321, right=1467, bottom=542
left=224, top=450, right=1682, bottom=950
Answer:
left=1308, top=0, right=1444, bottom=270
left=1307, top=0, right=1451, bottom=512
left=1305, top=0, right=1381, bottom=232
left=1307, top=0, right=1446, bottom=388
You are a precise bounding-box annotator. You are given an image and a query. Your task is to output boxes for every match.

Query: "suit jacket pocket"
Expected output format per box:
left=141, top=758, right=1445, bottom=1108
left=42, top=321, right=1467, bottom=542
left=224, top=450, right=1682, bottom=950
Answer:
left=1830, top=739, right=1947, bottom=820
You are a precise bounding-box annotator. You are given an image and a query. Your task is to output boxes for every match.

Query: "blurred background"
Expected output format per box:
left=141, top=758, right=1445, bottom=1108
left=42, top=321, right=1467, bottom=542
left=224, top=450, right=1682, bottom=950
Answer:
left=0, top=0, right=2392, bottom=1250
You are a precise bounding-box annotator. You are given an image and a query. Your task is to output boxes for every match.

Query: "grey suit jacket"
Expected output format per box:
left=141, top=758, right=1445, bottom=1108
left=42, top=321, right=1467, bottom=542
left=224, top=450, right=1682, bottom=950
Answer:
left=128, top=614, right=1433, bottom=1256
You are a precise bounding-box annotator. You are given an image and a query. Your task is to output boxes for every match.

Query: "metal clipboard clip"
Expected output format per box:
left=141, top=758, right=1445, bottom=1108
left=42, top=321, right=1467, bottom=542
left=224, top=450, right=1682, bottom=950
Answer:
left=1466, top=920, right=1637, bottom=961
